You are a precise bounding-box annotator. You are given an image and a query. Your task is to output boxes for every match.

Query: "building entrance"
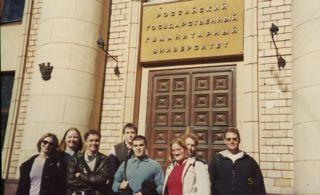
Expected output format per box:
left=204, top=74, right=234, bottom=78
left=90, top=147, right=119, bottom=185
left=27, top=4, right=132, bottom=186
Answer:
left=146, top=66, right=236, bottom=167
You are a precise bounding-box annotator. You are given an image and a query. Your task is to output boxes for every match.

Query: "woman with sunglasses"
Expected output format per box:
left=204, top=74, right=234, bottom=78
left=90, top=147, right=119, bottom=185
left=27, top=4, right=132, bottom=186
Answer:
left=163, top=138, right=211, bottom=195
left=57, top=127, right=83, bottom=162
left=16, top=133, right=65, bottom=195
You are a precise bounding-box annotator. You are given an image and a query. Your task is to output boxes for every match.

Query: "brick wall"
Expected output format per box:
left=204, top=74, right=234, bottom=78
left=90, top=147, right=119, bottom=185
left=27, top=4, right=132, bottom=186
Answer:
left=257, top=0, right=293, bottom=194
left=101, top=0, right=131, bottom=153
left=7, top=0, right=43, bottom=178
left=100, top=0, right=142, bottom=154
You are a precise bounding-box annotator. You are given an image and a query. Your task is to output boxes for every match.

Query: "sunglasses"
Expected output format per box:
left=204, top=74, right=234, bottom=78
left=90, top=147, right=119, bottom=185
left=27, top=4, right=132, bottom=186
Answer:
left=225, top=138, right=239, bottom=142
left=41, top=140, right=54, bottom=146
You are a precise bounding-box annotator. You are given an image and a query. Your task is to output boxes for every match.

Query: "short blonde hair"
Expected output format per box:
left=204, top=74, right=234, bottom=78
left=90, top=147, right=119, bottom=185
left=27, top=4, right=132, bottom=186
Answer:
left=183, top=133, right=199, bottom=146
left=223, top=127, right=241, bottom=140
left=170, top=138, right=188, bottom=150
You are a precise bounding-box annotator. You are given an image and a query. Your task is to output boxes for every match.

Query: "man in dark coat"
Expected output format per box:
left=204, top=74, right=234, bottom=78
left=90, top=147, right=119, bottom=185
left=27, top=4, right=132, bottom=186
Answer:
left=209, top=127, right=266, bottom=195
left=109, top=123, right=137, bottom=170
left=66, top=129, right=112, bottom=195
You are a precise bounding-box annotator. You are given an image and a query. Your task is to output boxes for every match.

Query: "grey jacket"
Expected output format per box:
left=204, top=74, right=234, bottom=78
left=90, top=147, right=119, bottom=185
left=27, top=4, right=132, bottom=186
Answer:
left=163, top=157, right=211, bottom=195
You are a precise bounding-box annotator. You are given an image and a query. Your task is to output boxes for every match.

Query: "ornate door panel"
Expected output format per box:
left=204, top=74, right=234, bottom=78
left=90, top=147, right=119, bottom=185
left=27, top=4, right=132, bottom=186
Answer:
left=146, top=66, right=235, bottom=167
left=191, top=70, right=235, bottom=162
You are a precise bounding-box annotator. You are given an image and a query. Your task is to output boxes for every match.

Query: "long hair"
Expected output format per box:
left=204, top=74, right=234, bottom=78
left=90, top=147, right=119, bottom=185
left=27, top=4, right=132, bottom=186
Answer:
left=58, top=127, right=83, bottom=152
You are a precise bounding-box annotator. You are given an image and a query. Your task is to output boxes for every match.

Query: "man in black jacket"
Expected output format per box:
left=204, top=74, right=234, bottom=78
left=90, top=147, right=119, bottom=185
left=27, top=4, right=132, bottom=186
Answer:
left=209, top=127, right=266, bottom=195
left=66, top=129, right=112, bottom=195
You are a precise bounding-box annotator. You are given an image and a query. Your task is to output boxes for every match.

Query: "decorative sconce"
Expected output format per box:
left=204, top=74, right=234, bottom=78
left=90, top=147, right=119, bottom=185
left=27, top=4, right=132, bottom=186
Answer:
left=39, top=62, right=53, bottom=81
left=97, top=37, right=120, bottom=77
left=270, top=23, right=286, bottom=70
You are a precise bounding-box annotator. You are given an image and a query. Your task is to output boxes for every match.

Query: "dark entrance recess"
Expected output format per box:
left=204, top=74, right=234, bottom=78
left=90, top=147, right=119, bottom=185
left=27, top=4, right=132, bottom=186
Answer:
left=146, top=66, right=236, bottom=168
left=1, top=72, right=15, bottom=149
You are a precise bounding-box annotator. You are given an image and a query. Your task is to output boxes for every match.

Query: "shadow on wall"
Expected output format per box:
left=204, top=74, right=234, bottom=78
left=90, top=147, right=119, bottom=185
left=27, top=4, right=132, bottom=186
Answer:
left=264, top=66, right=288, bottom=92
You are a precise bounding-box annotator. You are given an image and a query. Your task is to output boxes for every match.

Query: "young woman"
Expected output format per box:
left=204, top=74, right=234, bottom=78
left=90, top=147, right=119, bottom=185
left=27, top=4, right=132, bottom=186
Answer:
left=16, top=133, right=65, bottom=195
left=57, top=127, right=83, bottom=162
left=163, top=138, right=211, bottom=195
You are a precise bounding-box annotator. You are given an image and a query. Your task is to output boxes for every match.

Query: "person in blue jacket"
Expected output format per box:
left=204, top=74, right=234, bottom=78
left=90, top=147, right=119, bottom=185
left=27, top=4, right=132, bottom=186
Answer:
left=112, top=135, right=164, bottom=195
left=209, top=127, right=266, bottom=195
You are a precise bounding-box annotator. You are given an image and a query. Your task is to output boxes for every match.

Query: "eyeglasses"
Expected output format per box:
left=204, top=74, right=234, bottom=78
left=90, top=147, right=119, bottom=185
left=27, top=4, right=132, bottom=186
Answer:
left=171, top=148, right=184, bottom=153
left=225, top=138, right=239, bottom=142
left=42, top=140, right=54, bottom=146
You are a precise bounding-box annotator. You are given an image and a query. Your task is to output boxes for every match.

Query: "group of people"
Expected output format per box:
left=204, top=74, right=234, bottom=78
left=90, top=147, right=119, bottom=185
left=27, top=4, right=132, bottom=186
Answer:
left=16, top=123, right=266, bottom=195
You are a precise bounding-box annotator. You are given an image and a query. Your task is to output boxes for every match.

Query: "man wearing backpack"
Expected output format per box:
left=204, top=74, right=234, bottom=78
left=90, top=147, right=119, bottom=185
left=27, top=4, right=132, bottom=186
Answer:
left=208, top=127, right=266, bottom=195
left=112, top=135, right=164, bottom=195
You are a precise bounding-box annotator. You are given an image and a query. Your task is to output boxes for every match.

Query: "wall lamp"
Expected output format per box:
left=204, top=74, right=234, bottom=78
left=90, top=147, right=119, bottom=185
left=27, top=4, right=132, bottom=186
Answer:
left=97, top=37, right=120, bottom=77
left=270, top=23, right=286, bottom=71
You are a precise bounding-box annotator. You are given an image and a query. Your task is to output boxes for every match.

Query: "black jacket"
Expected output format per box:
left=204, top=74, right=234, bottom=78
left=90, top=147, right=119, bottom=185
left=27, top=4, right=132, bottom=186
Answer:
left=56, top=151, right=74, bottom=163
left=209, top=152, right=266, bottom=195
left=16, top=154, right=66, bottom=195
left=66, top=152, right=112, bottom=195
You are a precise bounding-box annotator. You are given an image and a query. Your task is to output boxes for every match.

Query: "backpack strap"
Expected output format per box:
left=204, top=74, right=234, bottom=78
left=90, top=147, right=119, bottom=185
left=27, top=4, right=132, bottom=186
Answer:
left=123, top=155, right=129, bottom=181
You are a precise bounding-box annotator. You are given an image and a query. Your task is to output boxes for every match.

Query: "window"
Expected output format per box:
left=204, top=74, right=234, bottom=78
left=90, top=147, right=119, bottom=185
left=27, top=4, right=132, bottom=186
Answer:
left=1, top=72, right=15, bottom=148
left=1, top=0, right=25, bottom=24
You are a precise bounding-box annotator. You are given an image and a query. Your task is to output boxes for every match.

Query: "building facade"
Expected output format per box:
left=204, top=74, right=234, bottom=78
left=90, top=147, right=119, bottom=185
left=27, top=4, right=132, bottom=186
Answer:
left=1, top=0, right=320, bottom=194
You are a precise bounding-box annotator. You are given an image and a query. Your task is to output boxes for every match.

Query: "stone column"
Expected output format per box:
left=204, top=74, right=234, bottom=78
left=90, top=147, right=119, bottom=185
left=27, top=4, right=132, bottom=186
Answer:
left=293, top=0, right=320, bottom=194
left=19, top=0, right=110, bottom=161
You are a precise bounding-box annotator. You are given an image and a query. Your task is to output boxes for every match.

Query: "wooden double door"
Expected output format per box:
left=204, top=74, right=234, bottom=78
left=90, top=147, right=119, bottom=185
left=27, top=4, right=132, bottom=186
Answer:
left=146, top=66, right=236, bottom=166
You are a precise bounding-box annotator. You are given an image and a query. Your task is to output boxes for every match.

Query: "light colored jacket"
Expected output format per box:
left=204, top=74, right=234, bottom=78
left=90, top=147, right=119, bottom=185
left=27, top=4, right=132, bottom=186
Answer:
left=163, top=157, right=211, bottom=195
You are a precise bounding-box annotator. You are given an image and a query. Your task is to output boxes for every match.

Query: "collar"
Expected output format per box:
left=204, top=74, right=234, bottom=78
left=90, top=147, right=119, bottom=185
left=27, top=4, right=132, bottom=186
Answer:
left=124, top=141, right=132, bottom=149
left=84, top=151, right=97, bottom=161
left=132, top=155, right=149, bottom=162
left=219, top=150, right=245, bottom=162
left=170, top=157, right=194, bottom=168
left=65, top=147, right=75, bottom=156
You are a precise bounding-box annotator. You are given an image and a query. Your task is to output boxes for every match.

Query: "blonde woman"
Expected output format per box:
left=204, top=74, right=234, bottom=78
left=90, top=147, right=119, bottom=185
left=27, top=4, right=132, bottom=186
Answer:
left=163, top=138, right=210, bottom=195
left=57, top=127, right=83, bottom=162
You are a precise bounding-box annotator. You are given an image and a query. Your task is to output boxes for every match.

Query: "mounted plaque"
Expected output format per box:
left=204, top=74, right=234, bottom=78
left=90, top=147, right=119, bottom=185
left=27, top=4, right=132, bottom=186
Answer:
left=140, top=0, right=244, bottom=64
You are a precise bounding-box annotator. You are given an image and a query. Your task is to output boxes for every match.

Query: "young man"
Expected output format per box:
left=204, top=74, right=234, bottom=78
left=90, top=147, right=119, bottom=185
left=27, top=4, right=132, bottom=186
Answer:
left=208, top=127, right=266, bottom=195
left=184, top=133, right=201, bottom=157
left=66, top=130, right=112, bottom=195
left=112, top=135, right=164, bottom=195
left=109, top=123, right=137, bottom=168
left=183, top=133, right=208, bottom=163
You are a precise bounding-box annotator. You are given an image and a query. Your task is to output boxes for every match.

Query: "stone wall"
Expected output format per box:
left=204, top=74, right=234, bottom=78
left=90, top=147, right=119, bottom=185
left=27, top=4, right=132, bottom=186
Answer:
left=5, top=0, right=43, bottom=179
